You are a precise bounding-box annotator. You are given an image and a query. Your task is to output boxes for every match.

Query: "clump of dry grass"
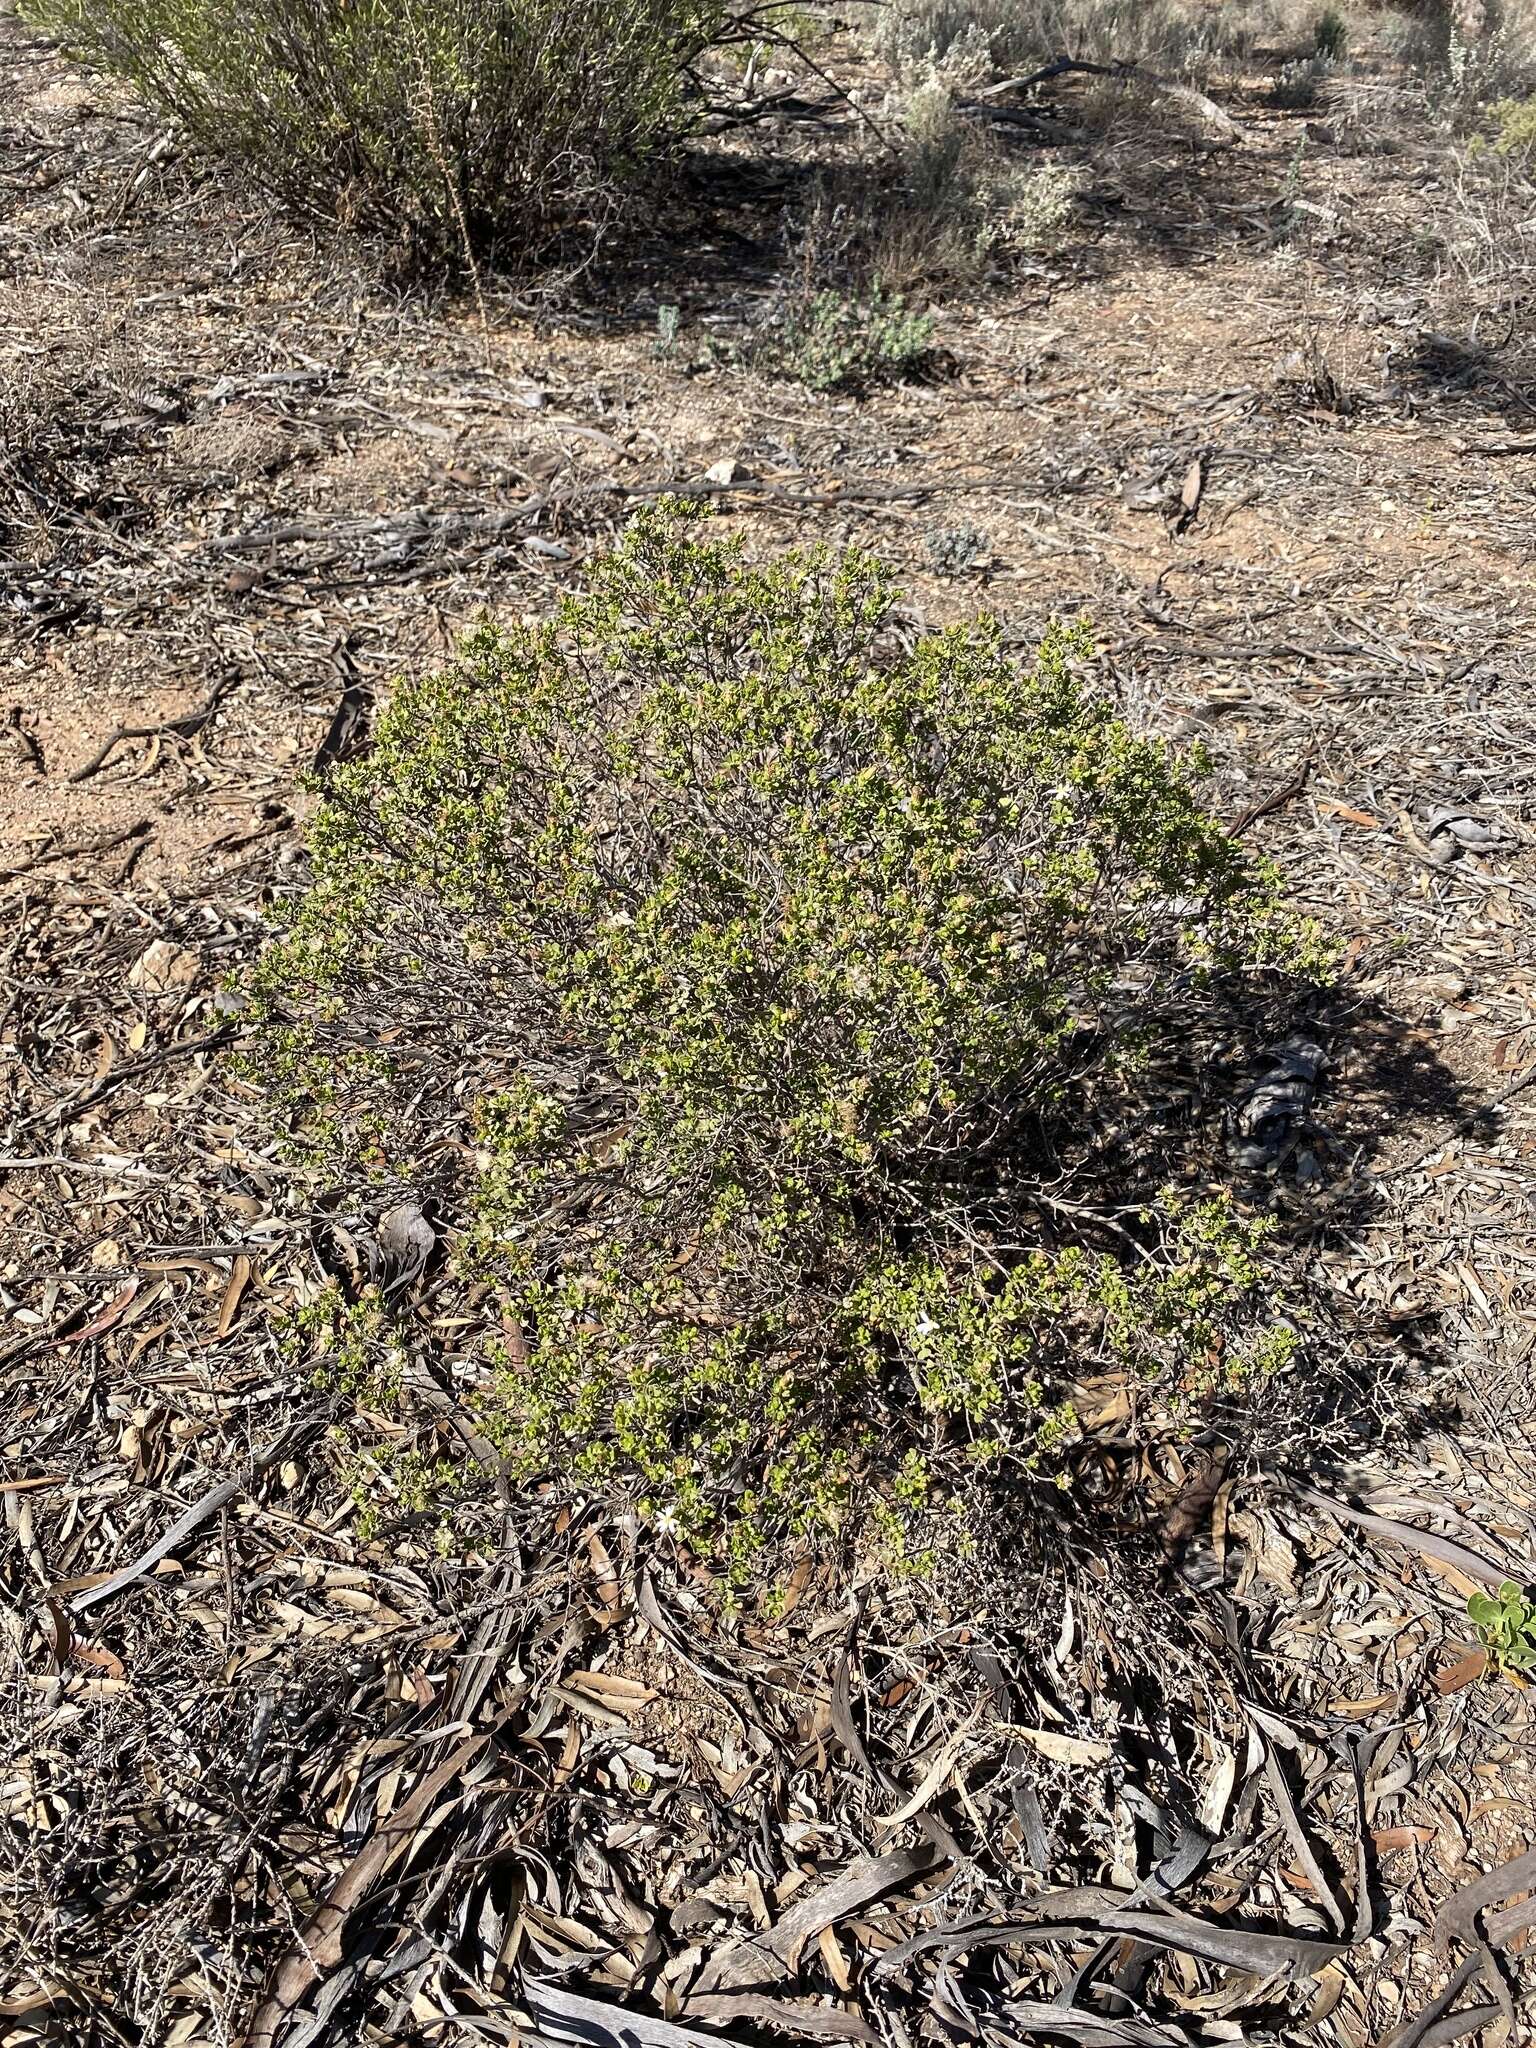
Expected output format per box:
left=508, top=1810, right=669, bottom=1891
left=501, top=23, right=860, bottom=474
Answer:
left=0, top=318, right=147, bottom=567
left=873, top=72, right=1083, bottom=288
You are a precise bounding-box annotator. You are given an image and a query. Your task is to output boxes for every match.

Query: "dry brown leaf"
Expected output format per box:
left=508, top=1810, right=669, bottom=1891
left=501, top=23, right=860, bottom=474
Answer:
left=213, top=1254, right=251, bottom=1340
left=1435, top=1648, right=1489, bottom=1694
left=1009, top=1725, right=1112, bottom=1768
left=66, top=1282, right=140, bottom=1344
left=1318, top=801, right=1382, bottom=828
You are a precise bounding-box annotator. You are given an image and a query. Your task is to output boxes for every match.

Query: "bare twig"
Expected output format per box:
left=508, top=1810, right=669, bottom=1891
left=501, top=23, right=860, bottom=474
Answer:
left=1, top=816, right=151, bottom=878
left=977, top=54, right=1245, bottom=143
left=69, top=674, right=238, bottom=782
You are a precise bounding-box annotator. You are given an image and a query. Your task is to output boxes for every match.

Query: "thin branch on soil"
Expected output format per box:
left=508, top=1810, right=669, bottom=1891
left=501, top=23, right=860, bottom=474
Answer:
left=2, top=816, right=151, bottom=878
left=1225, top=750, right=1314, bottom=838
left=68, top=673, right=239, bottom=782
left=975, top=55, right=1246, bottom=144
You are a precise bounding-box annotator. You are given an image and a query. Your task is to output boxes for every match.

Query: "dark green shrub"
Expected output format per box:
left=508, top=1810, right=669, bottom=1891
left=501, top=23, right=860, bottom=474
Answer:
left=249, top=507, right=1327, bottom=1593
left=1313, top=6, right=1348, bottom=61
left=26, top=0, right=726, bottom=265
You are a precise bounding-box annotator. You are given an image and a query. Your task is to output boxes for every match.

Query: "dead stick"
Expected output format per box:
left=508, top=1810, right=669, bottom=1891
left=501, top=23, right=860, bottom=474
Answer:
left=245, top=1728, right=491, bottom=2048
left=977, top=54, right=1244, bottom=141
left=1, top=817, right=151, bottom=879
left=1225, top=751, right=1314, bottom=838
left=70, top=676, right=236, bottom=783
left=70, top=1408, right=322, bottom=1614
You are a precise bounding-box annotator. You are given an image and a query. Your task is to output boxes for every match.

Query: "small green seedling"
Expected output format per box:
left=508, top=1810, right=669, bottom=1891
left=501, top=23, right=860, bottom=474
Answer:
left=1467, top=1581, right=1536, bottom=1677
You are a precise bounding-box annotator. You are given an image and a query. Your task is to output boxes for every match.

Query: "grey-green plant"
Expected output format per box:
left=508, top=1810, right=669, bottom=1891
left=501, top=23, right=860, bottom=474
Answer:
left=752, top=287, right=934, bottom=391
left=925, top=523, right=992, bottom=575
left=882, top=74, right=1081, bottom=284
left=247, top=506, right=1328, bottom=1594
left=655, top=303, right=683, bottom=355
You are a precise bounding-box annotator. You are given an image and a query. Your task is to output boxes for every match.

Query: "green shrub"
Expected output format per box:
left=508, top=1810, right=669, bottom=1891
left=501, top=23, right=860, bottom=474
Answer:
left=25, top=0, right=726, bottom=266
left=249, top=507, right=1325, bottom=1594
left=1469, top=1580, right=1536, bottom=1677
left=1481, top=91, right=1536, bottom=151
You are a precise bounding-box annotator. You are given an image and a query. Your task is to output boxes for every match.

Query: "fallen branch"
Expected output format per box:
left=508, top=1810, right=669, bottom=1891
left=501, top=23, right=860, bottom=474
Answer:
left=204, top=468, right=1060, bottom=559
left=1434, top=1850, right=1536, bottom=2034
left=246, top=1728, right=492, bottom=2048
left=701, top=87, right=847, bottom=131
left=956, top=100, right=1069, bottom=134
left=872, top=1884, right=1346, bottom=1982
left=1453, top=432, right=1536, bottom=455
left=976, top=54, right=1245, bottom=144
left=2, top=816, right=151, bottom=878
left=69, top=673, right=238, bottom=782
left=0, top=1154, right=172, bottom=1182
left=1372, top=1065, right=1536, bottom=1183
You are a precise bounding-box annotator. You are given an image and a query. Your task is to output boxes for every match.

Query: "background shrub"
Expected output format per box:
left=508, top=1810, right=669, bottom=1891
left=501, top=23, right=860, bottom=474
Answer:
left=25, top=0, right=727, bottom=265
left=874, top=73, right=1082, bottom=287
left=251, top=508, right=1324, bottom=1595
left=869, top=0, right=1290, bottom=83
